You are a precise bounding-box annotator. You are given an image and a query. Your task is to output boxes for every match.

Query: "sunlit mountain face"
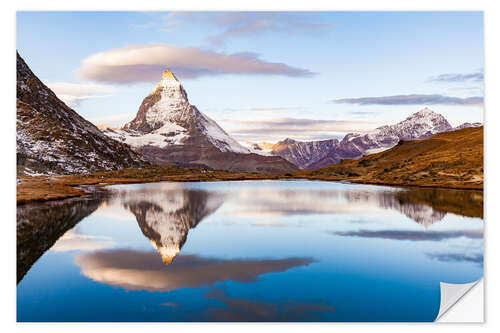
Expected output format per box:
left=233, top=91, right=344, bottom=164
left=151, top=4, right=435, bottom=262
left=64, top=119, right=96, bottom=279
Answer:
left=17, top=180, right=483, bottom=322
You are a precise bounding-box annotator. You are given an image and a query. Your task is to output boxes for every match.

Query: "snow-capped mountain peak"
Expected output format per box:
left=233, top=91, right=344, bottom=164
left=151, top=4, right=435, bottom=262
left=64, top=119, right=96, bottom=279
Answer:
left=455, top=122, right=483, bottom=130
left=104, top=68, right=259, bottom=161
left=101, top=68, right=298, bottom=173
left=157, top=69, right=181, bottom=88
left=401, top=107, right=449, bottom=128
left=255, top=108, right=456, bottom=170
left=281, top=138, right=297, bottom=145
left=374, top=107, right=452, bottom=141
left=413, top=107, right=435, bottom=116
left=148, top=69, right=187, bottom=101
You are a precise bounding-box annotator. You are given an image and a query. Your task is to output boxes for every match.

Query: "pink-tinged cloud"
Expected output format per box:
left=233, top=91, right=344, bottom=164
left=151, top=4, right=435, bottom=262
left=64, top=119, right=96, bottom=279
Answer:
left=74, top=251, right=313, bottom=292
left=76, top=43, right=315, bottom=84
left=333, top=94, right=483, bottom=106
left=206, top=12, right=334, bottom=46
left=162, top=12, right=334, bottom=46
left=46, top=81, right=116, bottom=108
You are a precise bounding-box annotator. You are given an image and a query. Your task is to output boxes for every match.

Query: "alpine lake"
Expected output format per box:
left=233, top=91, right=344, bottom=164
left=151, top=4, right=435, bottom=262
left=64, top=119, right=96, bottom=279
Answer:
left=17, top=180, right=483, bottom=322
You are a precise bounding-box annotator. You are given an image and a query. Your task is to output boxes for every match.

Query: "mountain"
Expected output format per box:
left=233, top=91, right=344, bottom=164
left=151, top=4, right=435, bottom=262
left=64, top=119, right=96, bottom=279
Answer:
left=16, top=52, right=148, bottom=175
left=109, top=183, right=223, bottom=264
left=295, top=126, right=483, bottom=190
left=103, top=70, right=298, bottom=174
left=374, top=191, right=446, bottom=227
left=455, top=122, right=482, bottom=130
left=261, top=138, right=342, bottom=170
left=253, top=108, right=455, bottom=169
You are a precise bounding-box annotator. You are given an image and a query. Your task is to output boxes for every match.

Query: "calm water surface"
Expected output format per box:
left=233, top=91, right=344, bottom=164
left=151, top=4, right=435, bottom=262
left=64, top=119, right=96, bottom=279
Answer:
left=17, top=180, right=483, bottom=322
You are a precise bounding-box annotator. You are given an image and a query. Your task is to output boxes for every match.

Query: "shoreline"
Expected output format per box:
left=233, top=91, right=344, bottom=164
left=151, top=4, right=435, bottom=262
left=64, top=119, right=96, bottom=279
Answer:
left=17, top=166, right=483, bottom=205
left=294, top=175, right=483, bottom=191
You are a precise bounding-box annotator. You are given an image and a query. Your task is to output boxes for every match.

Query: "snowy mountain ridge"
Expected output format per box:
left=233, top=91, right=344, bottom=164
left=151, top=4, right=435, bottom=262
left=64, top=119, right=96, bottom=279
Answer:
left=253, top=108, right=480, bottom=170
left=16, top=52, right=148, bottom=175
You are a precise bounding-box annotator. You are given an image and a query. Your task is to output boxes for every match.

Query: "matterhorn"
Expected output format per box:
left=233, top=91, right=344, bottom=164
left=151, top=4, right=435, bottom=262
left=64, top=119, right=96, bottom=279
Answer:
left=104, top=70, right=298, bottom=173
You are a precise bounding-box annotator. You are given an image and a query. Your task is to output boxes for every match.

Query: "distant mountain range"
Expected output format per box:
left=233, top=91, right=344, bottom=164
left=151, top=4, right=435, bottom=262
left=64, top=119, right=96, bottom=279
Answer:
left=16, top=52, right=148, bottom=175
left=103, top=70, right=298, bottom=174
left=294, top=126, right=483, bottom=190
left=16, top=51, right=482, bottom=176
left=250, top=108, right=481, bottom=169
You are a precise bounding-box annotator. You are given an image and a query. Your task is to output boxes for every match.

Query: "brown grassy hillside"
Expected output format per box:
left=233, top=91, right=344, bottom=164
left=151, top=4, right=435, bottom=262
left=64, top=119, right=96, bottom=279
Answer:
left=294, top=127, right=483, bottom=190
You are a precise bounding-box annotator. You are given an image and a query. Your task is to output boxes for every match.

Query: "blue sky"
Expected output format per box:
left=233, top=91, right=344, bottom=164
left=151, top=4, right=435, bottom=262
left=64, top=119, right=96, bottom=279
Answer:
left=17, top=11, right=484, bottom=143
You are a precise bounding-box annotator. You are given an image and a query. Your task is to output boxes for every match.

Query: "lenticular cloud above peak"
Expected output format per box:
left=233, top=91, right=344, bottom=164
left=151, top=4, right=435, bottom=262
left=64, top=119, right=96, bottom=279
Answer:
left=76, top=43, right=315, bottom=84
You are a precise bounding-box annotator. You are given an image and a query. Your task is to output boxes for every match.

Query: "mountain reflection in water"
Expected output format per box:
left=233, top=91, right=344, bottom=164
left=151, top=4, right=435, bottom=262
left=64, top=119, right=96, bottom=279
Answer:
left=17, top=181, right=483, bottom=322
left=376, top=188, right=483, bottom=224
left=215, top=184, right=482, bottom=226
left=109, top=184, right=484, bottom=266
left=17, top=182, right=483, bottom=283
left=16, top=193, right=104, bottom=283
left=107, top=183, right=224, bottom=264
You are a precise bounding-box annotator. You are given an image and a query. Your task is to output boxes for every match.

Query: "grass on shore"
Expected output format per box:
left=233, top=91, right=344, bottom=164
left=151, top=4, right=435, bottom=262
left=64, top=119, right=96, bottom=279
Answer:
left=17, top=165, right=280, bottom=204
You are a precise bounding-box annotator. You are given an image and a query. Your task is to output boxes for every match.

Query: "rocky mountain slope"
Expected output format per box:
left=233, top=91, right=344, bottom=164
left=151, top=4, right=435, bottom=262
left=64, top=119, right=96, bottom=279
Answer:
left=103, top=70, right=298, bottom=174
left=16, top=52, right=148, bottom=175
left=252, top=108, right=465, bottom=169
left=294, top=126, right=483, bottom=190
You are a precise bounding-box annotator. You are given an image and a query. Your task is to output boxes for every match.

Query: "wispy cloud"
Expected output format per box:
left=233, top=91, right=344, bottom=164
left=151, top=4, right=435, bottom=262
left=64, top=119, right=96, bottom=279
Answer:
left=158, top=12, right=183, bottom=32
left=131, top=12, right=186, bottom=33
left=249, top=106, right=307, bottom=112
left=332, top=229, right=483, bottom=241
left=204, top=288, right=335, bottom=321
left=347, top=111, right=376, bottom=117
left=162, top=12, right=333, bottom=46
left=76, top=43, right=315, bottom=84
left=333, top=94, right=483, bottom=106
left=427, top=70, right=484, bottom=83
left=46, top=81, right=116, bottom=108
left=224, top=117, right=376, bottom=142
left=50, top=230, right=115, bottom=252
left=426, top=252, right=483, bottom=266
left=205, top=12, right=333, bottom=46
left=87, top=113, right=136, bottom=128
left=213, top=106, right=308, bottom=116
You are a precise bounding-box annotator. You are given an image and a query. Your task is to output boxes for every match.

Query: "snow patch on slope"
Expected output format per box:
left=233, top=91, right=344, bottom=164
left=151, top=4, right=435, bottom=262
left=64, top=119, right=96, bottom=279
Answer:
left=253, top=108, right=455, bottom=169
left=196, top=110, right=250, bottom=154
left=104, top=123, right=188, bottom=149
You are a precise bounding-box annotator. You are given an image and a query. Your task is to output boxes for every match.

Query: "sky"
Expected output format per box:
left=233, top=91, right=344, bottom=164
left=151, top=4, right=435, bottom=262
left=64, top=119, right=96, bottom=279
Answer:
left=16, top=11, right=484, bottom=143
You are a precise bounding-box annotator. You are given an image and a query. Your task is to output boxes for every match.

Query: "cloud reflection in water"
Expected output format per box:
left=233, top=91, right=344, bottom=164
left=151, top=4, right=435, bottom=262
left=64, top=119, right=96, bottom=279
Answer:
left=203, top=288, right=335, bottom=321
left=75, top=250, right=314, bottom=292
